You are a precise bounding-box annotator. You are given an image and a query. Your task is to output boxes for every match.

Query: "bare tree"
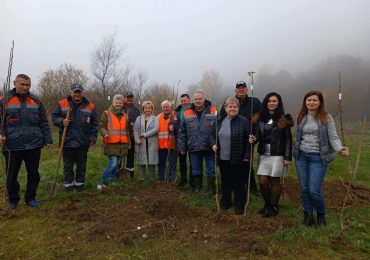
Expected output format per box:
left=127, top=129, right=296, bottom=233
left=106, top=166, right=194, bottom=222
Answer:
left=91, top=33, right=125, bottom=105
left=132, top=70, right=148, bottom=105
left=187, top=69, right=225, bottom=108
left=141, top=83, right=173, bottom=115
left=199, top=70, right=223, bottom=101
left=37, top=63, right=89, bottom=113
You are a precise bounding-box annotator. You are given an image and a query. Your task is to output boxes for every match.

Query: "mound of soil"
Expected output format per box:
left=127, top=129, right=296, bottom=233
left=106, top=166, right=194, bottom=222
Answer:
left=283, top=177, right=370, bottom=211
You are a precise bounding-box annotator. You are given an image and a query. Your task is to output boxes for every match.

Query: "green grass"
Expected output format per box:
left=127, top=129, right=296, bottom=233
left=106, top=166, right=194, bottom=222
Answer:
left=0, top=133, right=369, bottom=259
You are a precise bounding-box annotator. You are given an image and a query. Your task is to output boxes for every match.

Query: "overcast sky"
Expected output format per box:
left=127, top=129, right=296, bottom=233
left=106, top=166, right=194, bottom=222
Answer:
left=1, top=0, right=370, bottom=90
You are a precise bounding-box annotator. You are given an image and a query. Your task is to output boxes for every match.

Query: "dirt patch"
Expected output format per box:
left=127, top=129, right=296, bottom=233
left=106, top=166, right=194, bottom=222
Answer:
left=55, top=182, right=292, bottom=253
left=2, top=179, right=369, bottom=254
left=283, top=177, right=370, bottom=211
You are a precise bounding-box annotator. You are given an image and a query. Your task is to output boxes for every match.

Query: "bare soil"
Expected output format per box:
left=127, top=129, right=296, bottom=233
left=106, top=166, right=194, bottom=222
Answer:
left=1, top=178, right=369, bottom=255
left=54, top=182, right=292, bottom=253
left=282, top=177, right=370, bottom=211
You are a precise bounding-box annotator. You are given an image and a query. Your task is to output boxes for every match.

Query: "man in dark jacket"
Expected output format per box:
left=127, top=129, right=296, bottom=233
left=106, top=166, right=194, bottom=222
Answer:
left=122, top=91, right=140, bottom=178
left=0, top=74, right=53, bottom=208
left=178, top=90, right=217, bottom=194
left=220, top=81, right=261, bottom=195
left=52, top=83, right=98, bottom=191
left=175, top=94, right=192, bottom=187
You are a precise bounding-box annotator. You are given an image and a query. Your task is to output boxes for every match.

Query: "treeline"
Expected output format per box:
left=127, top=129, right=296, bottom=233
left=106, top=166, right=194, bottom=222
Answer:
left=255, top=55, right=370, bottom=123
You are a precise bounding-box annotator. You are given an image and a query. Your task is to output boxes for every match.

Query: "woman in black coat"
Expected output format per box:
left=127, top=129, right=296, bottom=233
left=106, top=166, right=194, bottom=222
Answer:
left=249, top=92, right=293, bottom=217
left=212, top=97, right=251, bottom=215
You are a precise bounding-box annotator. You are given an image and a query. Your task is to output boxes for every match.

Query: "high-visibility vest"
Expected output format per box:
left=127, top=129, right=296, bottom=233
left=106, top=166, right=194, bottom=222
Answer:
left=158, top=112, right=176, bottom=149
left=103, top=110, right=129, bottom=144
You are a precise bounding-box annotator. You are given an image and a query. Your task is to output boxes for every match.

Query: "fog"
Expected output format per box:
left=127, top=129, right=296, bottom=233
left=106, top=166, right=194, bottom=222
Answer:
left=1, top=0, right=370, bottom=92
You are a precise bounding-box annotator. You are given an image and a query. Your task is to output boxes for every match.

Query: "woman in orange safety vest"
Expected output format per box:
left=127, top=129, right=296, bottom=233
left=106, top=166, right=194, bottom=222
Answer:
left=97, top=94, right=131, bottom=190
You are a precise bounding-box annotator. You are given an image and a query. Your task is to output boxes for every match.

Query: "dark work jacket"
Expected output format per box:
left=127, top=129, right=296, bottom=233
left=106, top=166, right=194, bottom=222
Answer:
left=178, top=100, right=217, bottom=152
left=174, top=103, right=191, bottom=136
left=255, top=114, right=293, bottom=161
left=0, top=88, right=53, bottom=151
left=217, top=115, right=251, bottom=165
left=123, top=104, right=140, bottom=138
left=52, top=96, right=98, bottom=149
left=220, top=95, right=261, bottom=134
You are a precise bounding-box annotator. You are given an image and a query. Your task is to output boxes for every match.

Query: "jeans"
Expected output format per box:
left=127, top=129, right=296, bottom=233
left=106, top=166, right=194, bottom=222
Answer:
left=101, top=156, right=121, bottom=184
left=295, top=150, right=327, bottom=214
left=189, top=151, right=215, bottom=177
left=158, top=149, right=177, bottom=181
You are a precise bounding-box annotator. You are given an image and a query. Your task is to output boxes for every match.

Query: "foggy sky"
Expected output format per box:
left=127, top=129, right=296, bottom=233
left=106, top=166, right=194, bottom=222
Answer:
left=1, top=0, right=370, bottom=91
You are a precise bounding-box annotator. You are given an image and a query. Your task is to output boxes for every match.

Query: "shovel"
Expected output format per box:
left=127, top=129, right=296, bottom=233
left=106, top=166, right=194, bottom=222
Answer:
left=117, top=155, right=130, bottom=182
left=45, top=109, right=71, bottom=198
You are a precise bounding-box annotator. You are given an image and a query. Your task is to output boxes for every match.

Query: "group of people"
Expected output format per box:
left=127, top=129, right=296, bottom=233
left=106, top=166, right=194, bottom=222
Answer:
left=0, top=74, right=349, bottom=227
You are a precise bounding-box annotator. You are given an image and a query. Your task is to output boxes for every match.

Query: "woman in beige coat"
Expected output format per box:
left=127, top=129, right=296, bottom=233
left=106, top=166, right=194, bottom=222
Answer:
left=134, top=101, right=159, bottom=180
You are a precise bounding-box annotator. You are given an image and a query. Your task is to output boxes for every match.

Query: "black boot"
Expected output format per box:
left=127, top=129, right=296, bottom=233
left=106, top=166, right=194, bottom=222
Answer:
left=263, top=205, right=279, bottom=218
left=177, top=178, right=187, bottom=188
left=192, top=176, right=202, bottom=193
left=303, top=211, right=314, bottom=226
left=220, top=190, right=232, bottom=210
left=235, top=207, right=244, bottom=215
left=316, top=213, right=326, bottom=228
left=207, top=176, right=216, bottom=196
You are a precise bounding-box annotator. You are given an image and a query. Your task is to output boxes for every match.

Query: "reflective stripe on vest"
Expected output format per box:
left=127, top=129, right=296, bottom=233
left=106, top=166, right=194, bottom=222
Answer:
left=158, top=113, right=175, bottom=149
left=103, top=110, right=129, bottom=144
left=59, top=99, right=95, bottom=113
left=5, top=96, right=40, bottom=110
left=183, top=106, right=217, bottom=118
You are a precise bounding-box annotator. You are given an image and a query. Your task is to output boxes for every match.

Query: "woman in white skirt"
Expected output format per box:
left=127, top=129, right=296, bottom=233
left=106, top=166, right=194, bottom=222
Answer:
left=249, top=92, right=293, bottom=217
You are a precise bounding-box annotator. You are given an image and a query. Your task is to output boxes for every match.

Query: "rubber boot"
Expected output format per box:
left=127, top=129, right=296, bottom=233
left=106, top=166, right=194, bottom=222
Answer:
left=316, top=213, right=326, bottom=228
left=263, top=204, right=279, bottom=218
left=192, top=175, right=202, bottom=193
left=303, top=211, right=314, bottom=226
left=177, top=177, right=187, bottom=188
left=207, top=176, right=216, bottom=196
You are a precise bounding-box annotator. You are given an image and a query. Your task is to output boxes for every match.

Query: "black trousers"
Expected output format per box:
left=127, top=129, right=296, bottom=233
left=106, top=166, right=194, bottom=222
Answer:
left=178, top=151, right=191, bottom=183
left=219, top=160, right=248, bottom=210
left=125, top=136, right=135, bottom=172
left=3, top=148, right=41, bottom=204
left=63, top=147, right=88, bottom=187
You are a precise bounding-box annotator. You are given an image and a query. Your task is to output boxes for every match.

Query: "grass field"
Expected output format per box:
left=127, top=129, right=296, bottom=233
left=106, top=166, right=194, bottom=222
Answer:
left=0, top=133, right=369, bottom=259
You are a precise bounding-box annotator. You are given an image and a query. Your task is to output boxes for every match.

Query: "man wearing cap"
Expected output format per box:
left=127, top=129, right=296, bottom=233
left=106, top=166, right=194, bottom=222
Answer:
left=52, top=83, right=98, bottom=191
left=0, top=74, right=53, bottom=208
left=220, top=81, right=261, bottom=195
left=122, top=91, right=140, bottom=178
